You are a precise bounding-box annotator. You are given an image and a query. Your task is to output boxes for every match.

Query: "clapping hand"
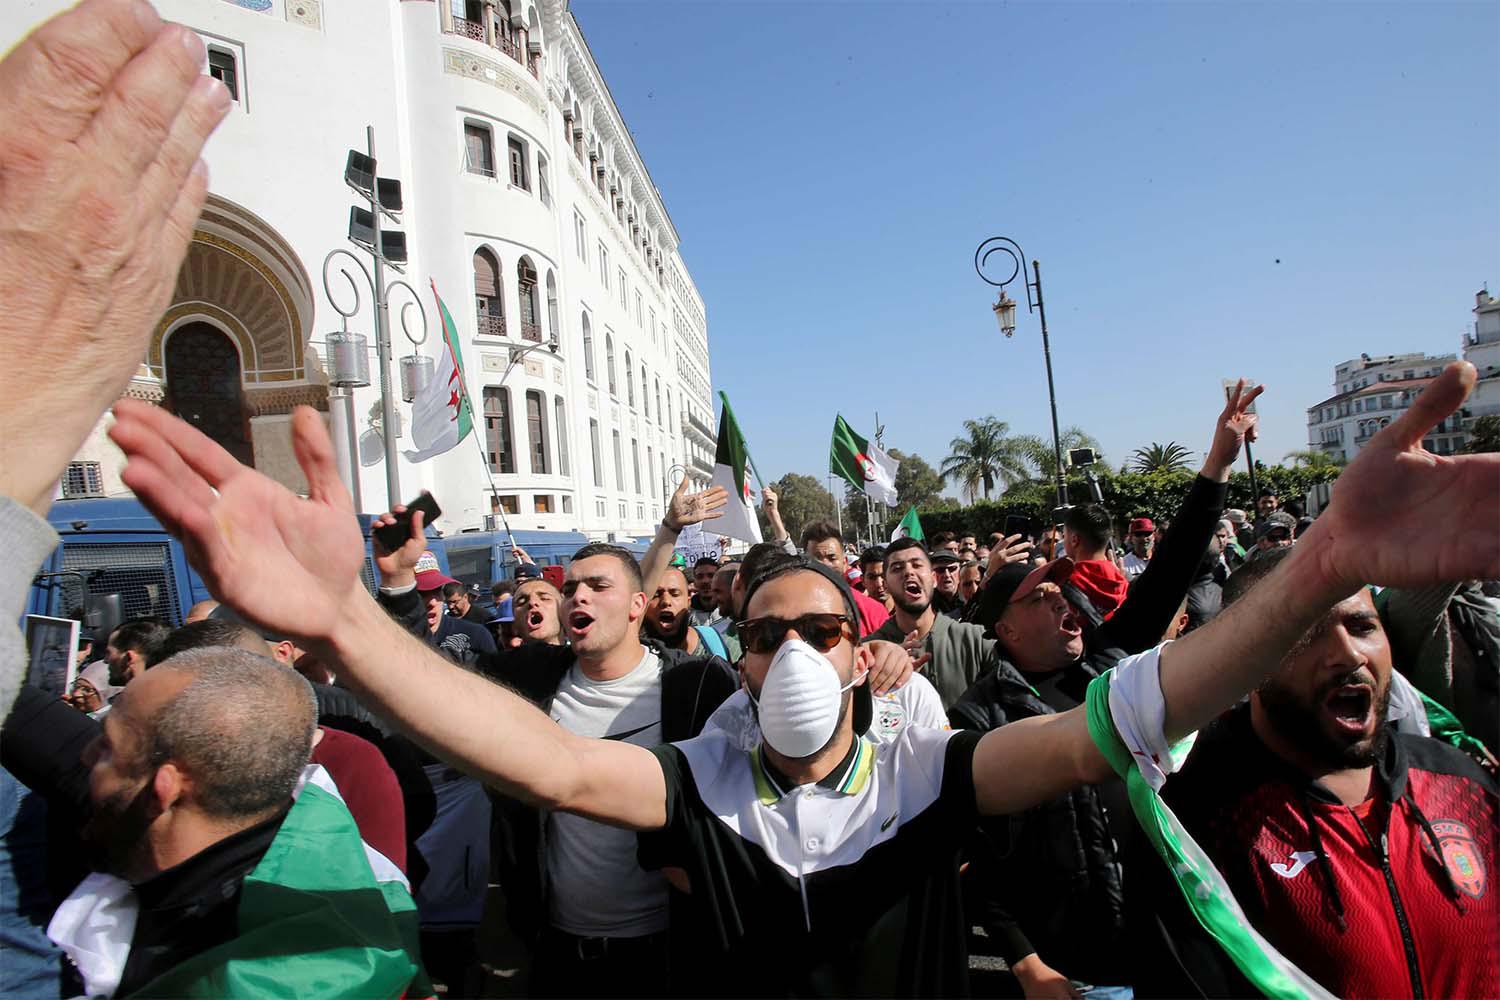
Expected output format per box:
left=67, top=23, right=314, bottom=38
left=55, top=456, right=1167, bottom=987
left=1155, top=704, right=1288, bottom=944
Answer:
left=0, top=0, right=232, bottom=513
left=664, top=476, right=728, bottom=531
left=110, top=401, right=366, bottom=644
left=1299, top=362, right=1499, bottom=595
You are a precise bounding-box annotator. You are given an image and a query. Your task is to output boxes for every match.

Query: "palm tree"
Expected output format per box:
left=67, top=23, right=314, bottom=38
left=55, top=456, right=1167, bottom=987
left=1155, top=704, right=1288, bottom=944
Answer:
left=1285, top=449, right=1347, bottom=468
left=1130, top=441, right=1194, bottom=473
left=1017, top=426, right=1105, bottom=479
left=940, top=417, right=1030, bottom=499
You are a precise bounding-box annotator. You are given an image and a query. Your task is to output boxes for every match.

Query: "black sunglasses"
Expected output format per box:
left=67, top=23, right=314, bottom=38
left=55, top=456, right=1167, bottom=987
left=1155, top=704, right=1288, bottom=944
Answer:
left=737, top=613, right=853, bottom=655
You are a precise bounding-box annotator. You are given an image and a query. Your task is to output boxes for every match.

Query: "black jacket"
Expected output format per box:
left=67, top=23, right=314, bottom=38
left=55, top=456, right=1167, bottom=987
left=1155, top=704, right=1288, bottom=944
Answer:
left=377, top=586, right=739, bottom=942
left=947, top=473, right=1228, bottom=984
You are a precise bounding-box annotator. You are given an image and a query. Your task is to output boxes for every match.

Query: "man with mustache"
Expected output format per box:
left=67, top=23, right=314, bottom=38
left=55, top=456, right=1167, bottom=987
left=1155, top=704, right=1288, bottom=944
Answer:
left=1129, top=547, right=1499, bottom=998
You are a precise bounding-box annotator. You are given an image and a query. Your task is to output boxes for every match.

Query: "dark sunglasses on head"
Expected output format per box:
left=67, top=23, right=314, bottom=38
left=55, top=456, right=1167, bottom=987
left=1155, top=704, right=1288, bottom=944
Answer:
left=933, top=564, right=959, bottom=573
left=737, top=613, right=853, bottom=654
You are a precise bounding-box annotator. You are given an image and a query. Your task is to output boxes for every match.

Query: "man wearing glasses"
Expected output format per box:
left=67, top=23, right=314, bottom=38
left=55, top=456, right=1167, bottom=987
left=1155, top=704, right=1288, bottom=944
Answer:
left=929, top=550, right=966, bottom=618
left=1122, top=516, right=1155, bottom=581
left=106, top=363, right=1497, bottom=997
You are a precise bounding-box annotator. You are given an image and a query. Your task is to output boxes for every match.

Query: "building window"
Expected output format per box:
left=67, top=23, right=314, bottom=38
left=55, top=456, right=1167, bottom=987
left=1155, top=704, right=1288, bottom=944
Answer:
left=654, top=378, right=662, bottom=425
left=464, top=122, right=495, bottom=177
left=517, top=257, right=540, bottom=342
left=640, top=366, right=649, bottom=420
left=625, top=349, right=635, bottom=406
left=612, top=431, right=625, bottom=491
left=507, top=134, right=529, bottom=190
left=483, top=386, right=515, bottom=473
left=649, top=307, right=656, bottom=343
left=562, top=495, right=574, bottom=514
left=619, top=502, right=627, bottom=522
left=589, top=418, right=603, bottom=487
left=606, top=334, right=617, bottom=395
left=647, top=446, right=655, bottom=497
left=537, top=153, right=551, bottom=206
left=574, top=212, right=587, bottom=262
left=61, top=461, right=104, bottom=499
left=545, top=271, right=559, bottom=347
left=619, top=269, right=627, bottom=309
left=582, top=313, right=596, bottom=383
left=631, top=439, right=642, bottom=494
left=635, top=291, right=643, bottom=326
left=207, top=46, right=239, bottom=103
left=595, top=499, right=606, bottom=517
left=534, top=494, right=554, bottom=514
left=473, top=248, right=504, bottom=337
left=599, top=244, right=610, bottom=288
left=495, top=494, right=519, bottom=515
left=525, top=389, right=549, bottom=474
left=554, top=396, right=570, bottom=476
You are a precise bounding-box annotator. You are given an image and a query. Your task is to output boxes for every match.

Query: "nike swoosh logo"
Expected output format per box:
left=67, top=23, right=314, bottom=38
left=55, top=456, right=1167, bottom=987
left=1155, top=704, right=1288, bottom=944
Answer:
left=880, top=813, right=898, bottom=832
left=603, top=721, right=660, bottom=742
left=1270, top=850, right=1318, bottom=878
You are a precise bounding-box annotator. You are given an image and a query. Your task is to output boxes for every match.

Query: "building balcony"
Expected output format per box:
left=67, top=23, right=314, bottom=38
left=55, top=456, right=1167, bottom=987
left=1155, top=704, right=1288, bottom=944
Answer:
left=476, top=313, right=506, bottom=338
left=520, top=321, right=542, bottom=343
left=683, top=411, right=715, bottom=446
left=688, top=452, right=715, bottom=478
left=442, top=17, right=539, bottom=80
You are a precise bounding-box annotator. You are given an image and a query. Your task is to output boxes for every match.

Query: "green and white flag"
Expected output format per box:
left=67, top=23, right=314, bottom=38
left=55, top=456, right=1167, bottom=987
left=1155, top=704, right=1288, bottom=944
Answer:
left=891, top=507, right=923, bottom=542
left=403, top=281, right=473, bottom=463
left=830, top=415, right=898, bottom=506
left=711, top=393, right=763, bottom=544
left=1085, top=668, right=1333, bottom=1000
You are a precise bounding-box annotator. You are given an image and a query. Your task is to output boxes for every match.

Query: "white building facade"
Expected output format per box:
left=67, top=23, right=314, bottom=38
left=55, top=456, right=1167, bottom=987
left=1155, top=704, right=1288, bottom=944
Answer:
left=1305, top=351, right=1465, bottom=462
left=1463, top=288, right=1500, bottom=422
left=8, top=0, right=715, bottom=537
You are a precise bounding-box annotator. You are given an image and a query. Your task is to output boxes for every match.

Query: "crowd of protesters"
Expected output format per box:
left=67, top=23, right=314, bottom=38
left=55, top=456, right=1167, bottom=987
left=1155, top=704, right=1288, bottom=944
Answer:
left=0, top=4, right=1497, bottom=999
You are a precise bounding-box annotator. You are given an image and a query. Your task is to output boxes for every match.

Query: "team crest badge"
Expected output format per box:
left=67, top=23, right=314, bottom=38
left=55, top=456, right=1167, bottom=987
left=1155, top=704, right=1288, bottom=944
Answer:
left=1427, top=820, right=1487, bottom=899
left=874, top=695, right=906, bottom=737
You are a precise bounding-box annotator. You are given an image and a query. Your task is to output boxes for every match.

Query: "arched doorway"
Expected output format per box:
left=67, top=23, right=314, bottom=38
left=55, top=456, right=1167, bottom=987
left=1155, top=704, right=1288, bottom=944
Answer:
left=164, top=323, right=253, bottom=467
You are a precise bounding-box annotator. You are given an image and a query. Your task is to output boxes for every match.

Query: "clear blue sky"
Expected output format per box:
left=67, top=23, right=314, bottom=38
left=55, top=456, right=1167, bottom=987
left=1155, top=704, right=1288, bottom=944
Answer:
left=573, top=0, right=1499, bottom=493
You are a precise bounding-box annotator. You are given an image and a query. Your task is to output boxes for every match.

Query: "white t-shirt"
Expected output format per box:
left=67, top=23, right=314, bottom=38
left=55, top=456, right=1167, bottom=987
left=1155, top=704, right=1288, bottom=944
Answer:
left=546, top=648, right=669, bottom=937
left=1122, top=551, right=1149, bottom=581
left=701, top=672, right=949, bottom=753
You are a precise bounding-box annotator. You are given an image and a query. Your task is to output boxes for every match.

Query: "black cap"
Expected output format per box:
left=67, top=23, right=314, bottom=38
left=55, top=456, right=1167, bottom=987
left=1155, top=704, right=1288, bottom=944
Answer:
left=929, top=550, right=962, bottom=567
left=966, top=558, right=1075, bottom=634
left=514, top=561, right=542, bottom=580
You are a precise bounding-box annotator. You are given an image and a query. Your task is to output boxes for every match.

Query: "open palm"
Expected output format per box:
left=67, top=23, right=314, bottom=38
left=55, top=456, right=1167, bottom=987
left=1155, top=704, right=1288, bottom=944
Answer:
left=110, top=400, right=366, bottom=642
left=1305, top=363, right=1500, bottom=592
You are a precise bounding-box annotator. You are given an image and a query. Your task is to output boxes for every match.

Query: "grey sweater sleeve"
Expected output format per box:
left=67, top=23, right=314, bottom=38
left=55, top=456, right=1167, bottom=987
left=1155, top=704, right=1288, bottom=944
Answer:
left=0, top=498, right=60, bottom=725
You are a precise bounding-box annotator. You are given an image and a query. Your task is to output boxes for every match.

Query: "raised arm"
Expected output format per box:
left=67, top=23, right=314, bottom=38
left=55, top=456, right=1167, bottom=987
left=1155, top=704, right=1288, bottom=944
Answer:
left=1097, top=381, right=1259, bottom=652
left=972, top=363, right=1499, bottom=815
left=639, top=477, right=727, bottom=598
left=109, top=400, right=668, bottom=831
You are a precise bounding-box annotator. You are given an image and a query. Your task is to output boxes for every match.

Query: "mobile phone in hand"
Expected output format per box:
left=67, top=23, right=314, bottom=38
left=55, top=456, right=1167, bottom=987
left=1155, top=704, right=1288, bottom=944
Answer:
left=373, top=492, right=441, bottom=553
left=1003, top=514, right=1031, bottom=540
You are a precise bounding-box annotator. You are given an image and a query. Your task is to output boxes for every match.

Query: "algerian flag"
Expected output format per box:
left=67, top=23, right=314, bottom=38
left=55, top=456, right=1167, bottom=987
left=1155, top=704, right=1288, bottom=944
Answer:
left=1085, top=663, right=1334, bottom=1000
left=891, top=506, right=923, bottom=542
left=830, top=415, right=898, bottom=506
left=403, top=281, right=473, bottom=463
left=710, top=393, right=763, bottom=544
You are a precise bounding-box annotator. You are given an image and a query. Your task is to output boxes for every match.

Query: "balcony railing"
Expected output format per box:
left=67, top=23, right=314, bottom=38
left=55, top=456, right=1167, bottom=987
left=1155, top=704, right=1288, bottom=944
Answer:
left=444, top=18, right=539, bottom=80
left=476, top=313, right=506, bottom=338
left=520, top=321, right=541, bottom=343
left=451, top=16, right=484, bottom=42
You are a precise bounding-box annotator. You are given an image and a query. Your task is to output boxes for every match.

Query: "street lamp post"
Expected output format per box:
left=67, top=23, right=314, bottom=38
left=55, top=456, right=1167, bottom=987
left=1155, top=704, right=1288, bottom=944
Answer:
left=664, top=462, right=688, bottom=510
left=975, top=236, right=1067, bottom=512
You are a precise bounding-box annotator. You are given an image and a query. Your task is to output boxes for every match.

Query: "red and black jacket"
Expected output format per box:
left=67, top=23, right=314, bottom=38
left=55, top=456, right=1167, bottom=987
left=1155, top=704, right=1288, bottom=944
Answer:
left=1126, top=703, right=1498, bottom=998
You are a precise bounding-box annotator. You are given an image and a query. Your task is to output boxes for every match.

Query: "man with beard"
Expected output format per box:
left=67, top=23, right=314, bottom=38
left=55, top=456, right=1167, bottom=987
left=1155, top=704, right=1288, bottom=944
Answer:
left=868, top=538, right=1004, bottom=709
left=688, top=558, right=722, bottom=627
left=103, top=618, right=171, bottom=688
left=1, top=649, right=424, bottom=998
left=1128, top=548, right=1499, bottom=998
left=1122, top=517, right=1154, bottom=581
left=644, top=567, right=727, bottom=659
left=443, top=582, right=495, bottom=629
left=708, top=563, right=743, bottom=662
left=959, top=561, right=984, bottom=604
left=513, top=577, right=565, bottom=645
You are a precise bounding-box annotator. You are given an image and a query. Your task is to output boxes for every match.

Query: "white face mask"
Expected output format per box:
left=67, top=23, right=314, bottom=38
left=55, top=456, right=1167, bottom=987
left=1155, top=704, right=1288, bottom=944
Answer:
left=747, top=638, right=862, bottom=759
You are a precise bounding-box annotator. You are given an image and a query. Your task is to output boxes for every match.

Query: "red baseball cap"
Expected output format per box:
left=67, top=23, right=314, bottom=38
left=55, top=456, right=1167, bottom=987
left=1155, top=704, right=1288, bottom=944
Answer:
left=414, top=551, right=459, bottom=592
left=1128, top=517, right=1155, bottom=535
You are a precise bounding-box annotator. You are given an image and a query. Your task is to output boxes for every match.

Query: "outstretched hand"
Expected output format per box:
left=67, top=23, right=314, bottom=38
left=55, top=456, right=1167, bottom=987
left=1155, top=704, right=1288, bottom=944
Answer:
left=664, top=476, right=728, bottom=531
left=109, top=400, right=366, bottom=643
left=0, top=0, right=232, bottom=513
left=372, top=504, right=429, bottom=588
left=1301, top=362, right=1499, bottom=594
left=1202, top=379, right=1263, bottom=480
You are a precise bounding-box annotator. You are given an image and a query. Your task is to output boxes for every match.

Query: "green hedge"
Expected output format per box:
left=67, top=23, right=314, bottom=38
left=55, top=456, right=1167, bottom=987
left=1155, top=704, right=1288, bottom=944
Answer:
left=908, top=466, right=1342, bottom=537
